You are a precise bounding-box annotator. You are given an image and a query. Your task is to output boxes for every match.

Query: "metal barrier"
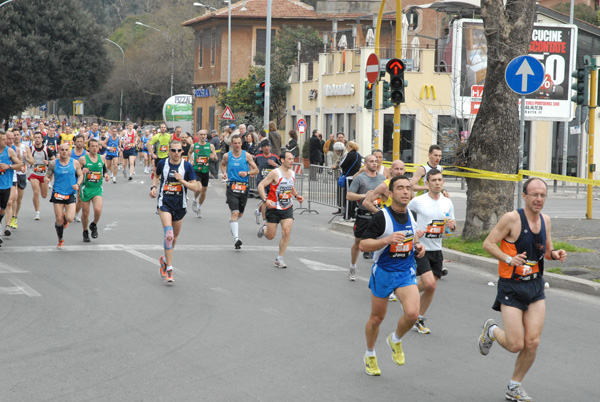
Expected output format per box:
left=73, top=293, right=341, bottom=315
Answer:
left=302, top=165, right=344, bottom=219
left=248, top=162, right=305, bottom=203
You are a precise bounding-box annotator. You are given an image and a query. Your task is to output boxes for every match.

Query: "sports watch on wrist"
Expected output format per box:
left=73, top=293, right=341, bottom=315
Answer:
left=505, top=256, right=513, bottom=266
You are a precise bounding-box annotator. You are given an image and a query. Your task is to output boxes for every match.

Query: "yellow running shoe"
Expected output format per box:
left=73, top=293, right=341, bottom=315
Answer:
left=364, top=355, right=381, bottom=376
left=386, top=334, right=405, bottom=365
left=9, top=217, right=17, bottom=229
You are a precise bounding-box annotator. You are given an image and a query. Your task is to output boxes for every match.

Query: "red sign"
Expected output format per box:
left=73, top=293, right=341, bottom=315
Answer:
left=296, top=119, right=306, bottom=134
left=471, top=85, right=484, bottom=98
left=385, top=59, right=404, bottom=75
left=221, top=106, right=235, bottom=120
left=366, top=53, right=380, bottom=84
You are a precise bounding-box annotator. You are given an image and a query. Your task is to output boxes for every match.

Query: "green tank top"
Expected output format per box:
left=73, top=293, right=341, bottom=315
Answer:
left=192, top=142, right=211, bottom=173
left=82, top=154, right=104, bottom=189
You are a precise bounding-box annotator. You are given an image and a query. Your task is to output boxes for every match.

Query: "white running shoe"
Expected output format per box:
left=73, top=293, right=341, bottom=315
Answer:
left=192, top=199, right=198, bottom=212
left=254, top=208, right=261, bottom=225
left=388, top=293, right=398, bottom=302
left=274, top=257, right=287, bottom=269
left=74, top=215, right=81, bottom=223
left=348, top=267, right=357, bottom=281
left=34, top=211, right=40, bottom=221
left=112, top=177, right=116, bottom=183
left=196, top=207, right=202, bottom=218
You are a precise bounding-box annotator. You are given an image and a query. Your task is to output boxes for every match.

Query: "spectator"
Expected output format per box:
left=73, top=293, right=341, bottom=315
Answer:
left=286, top=129, right=299, bottom=159
left=244, top=132, right=259, bottom=156
left=268, top=121, right=282, bottom=156
left=318, top=132, right=325, bottom=166
left=309, top=129, right=322, bottom=180
left=323, top=133, right=336, bottom=166
left=339, top=141, right=362, bottom=220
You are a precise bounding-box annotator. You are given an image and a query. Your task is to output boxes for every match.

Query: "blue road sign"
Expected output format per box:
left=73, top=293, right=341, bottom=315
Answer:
left=39, top=103, right=48, bottom=111
left=505, top=55, right=545, bottom=95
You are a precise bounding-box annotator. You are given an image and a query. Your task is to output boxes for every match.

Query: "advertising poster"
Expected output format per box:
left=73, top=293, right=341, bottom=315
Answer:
left=451, top=19, right=577, bottom=121
left=163, top=94, right=193, bottom=133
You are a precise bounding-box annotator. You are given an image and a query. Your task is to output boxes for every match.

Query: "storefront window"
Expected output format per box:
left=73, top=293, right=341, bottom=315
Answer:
left=552, top=122, right=578, bottom=176
left=348, top=114, right=356, bottom=142
left=336, top=113, right=345, bottom=136
left=383, top=114, right=414, bottom=163
left=325, top=114, right=333, bottom=137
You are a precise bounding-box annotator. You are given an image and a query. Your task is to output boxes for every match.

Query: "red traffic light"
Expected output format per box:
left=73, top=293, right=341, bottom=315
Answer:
left=386, top=59, right=405, bottom=76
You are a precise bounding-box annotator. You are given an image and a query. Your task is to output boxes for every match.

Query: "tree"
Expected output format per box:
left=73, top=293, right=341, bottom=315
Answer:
left=0, top=0, right=111, bottom=121
left=457, top=0, right=537, bottom=240
left=552, top=2, right=599, bottom=26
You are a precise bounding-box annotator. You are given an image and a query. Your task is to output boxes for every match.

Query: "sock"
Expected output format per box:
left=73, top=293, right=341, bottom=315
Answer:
left=350, top=264, right=357, bottom=268
left=167, top=265, right=173, bottom=272
left=277, top=255, right=283, bottom=261
left=508, top=380, right=521, bottom=390
left=391, top=332, right=401, bottom=344
left=489, top=325, right=498, bottom=340
left=419, top=315, right=424, bottom=320
left=230, top=221, right=239, bottom=238
left=55, top=224, right=64, bottom=240
left=365, top=349, right=376, bottom=357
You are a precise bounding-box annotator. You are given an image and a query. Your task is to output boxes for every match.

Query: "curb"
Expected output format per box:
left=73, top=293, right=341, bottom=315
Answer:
left=330, top=221, right=600, bottom=297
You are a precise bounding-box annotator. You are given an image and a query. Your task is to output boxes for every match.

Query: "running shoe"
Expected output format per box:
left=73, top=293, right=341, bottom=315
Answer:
left=4, top=226, right=11, bottom=237
left=112, top=177, right=116, bottom=183
left=192, top=199, right=198, bottom=212
left=128, top=176, right=132, bottom=181
left=132, top=170, right=136, bottom=176
left=388, top=293, right=398, bottom=302
left=118, top=164, right=122, bottom=170
left=159, top=255, right=167, bottom=278
left=254, top=208, right=261, bottom=225
left=441, top=267, right=449, bottom=276
left=362, top=252, right=372, bottom=259
left=0, top=235, right=3, bottom=246
left=386, top=334, right=405, bottom=365
left=196, top=207, right=202, bottom=218
left=9, top=217, right=17, bottom=229
left=34, top=211, right=40, bottom=221
left=348, top=267, right=356, bottom=281
left=414, top=318, right=431, bottom=334
left=364, top=355, right=381, bottom=376
left=234, top=238, right=242, bottom=250
left=57, top=239, right=64, bottom=250
left=478, top=319, right=497, bottom=356
left=165, top=269, right=174, bottom=283
left=123, top=169, right=127, bottom=178
left=90, top=222, right=98, bottom=239
left=274, top=257, right=287, bottom=269
left=257, top=224, right=266, bottom=238
left=83, top=230, right=90, bottom=243
left=74, top=215, right=81, bottom=223
left=505, top=385, right=533, bottom=402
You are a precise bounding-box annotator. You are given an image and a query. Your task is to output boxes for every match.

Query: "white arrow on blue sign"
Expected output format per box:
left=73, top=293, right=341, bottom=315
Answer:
left=39, top=103, right=48, bottom=111
left=505, top=55, right=545, bottom=95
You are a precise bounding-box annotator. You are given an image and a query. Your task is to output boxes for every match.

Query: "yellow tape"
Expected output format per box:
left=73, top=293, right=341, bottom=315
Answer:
left=521, top=170, right=600, bottom=186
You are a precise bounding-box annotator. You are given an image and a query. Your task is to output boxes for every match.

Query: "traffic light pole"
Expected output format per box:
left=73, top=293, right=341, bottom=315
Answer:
left=586, top=59, right=597, bottom=219
left=393, top=0, right=402, bottom=162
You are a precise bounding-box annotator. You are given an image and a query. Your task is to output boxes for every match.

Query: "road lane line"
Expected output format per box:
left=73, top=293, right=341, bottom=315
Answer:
left=124, top=248, right=188, bottom=275
left=0, top=244, right=349, bottom=253
left=7, top=278, right=41, bottom=297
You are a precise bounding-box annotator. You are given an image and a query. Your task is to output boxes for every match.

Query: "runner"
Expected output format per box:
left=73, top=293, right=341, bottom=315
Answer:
left=2, top=130, right=19, bottom=237
left=60, top=126, right=75, bottom=151
left=140, top=129, right=152, bottom=173
left=98, top=128, right=108, bottom=156
left=148, top=123, right=172, bottom=172
left=8, top=131, right=34, bottom=230
left=0, top=131, right=23, bottom=246
left=189, top=129, right=217, bottom=218
left=253, top=140, right=280, bottom=224
left=29, top=132, right=56, bottom=220
left=122, top=122, right=138, bottom=181
left=410, top=145, right=449, bottom=197
left=360, top=175, right=425, bottom=376
left=85, top=122, right=101, bottom=148
left=45, top=126, right=60, bottom=154
left=407, top=168, right=455, bottom=334
left=70, top=135, right=87, bottom=160
left=45, top=142, right=83, bottom=249
left=479, top=178, right=567, bottom=402
left=105, top=126, right=120, bottom=183
left=346, top=155, right=386, bottom=281
left=357, top=149, right=390, bottom=178
left=220, top=134, right=259, bottom=250
left=256, top=151, right=304, bottom=268
left=78, top=139, right=110, bottom=243
left=149, top=140, right=198, bottom=283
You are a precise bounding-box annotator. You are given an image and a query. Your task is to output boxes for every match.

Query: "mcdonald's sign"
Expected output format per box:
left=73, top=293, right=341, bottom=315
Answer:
left=420, top=85, right=436, bottom=100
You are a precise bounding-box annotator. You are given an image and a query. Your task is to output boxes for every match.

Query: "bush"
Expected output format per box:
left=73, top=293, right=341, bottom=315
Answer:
left=302, top=140, right=310, bottom=159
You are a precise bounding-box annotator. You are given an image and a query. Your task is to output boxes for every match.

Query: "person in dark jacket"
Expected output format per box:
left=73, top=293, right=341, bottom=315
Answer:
left=286, top=129, right=299, bottom=159
left=339, top=141, right=362, bottom=220
left=309, top=129, right=322, bottom=180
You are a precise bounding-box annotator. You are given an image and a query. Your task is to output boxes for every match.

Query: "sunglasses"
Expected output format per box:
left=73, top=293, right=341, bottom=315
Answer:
left=170, top=148, right=183, bottom=153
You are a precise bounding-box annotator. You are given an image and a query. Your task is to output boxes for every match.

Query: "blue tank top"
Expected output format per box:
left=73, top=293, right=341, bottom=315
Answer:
left=372, top=206, right=417, bottom=273
left=53, top=158, right=77, bottom=196
left=0, top=146, right=14, bottom=190
left=106, top=136, right=120, bottom=156
left=71, top=148, right=86, bottom=160
left=227, top=150, right=249, bottom=183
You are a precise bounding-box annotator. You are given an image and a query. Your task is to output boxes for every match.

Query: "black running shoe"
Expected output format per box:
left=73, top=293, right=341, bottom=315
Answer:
left=234, top=238, right=242, bottom=250
left=90, top=222, right=98, bottom=239
left=83, top=230, right=90, bottom=243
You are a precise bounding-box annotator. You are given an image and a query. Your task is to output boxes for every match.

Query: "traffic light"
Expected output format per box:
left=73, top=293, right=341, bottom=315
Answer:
left=386, top=58, right=405, bottom=104
left=255, top=81, right=265, bottom=107
left=382, top=81, right=393, bottom=108
left=364, top=81, right=374, bottom=110
left=571, top=69, right=588, bottom=106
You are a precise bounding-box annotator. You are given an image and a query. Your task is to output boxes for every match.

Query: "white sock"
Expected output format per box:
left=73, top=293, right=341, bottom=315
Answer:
left=365, top=349, right=376, bottom=357
left=167, top=266, right=173, bottom=271
left=391, top=332, right=401, bottom=343
left=276, top=255, right=283, bottom=261
left=350, top=264, right=357, bottom=268
left=489, top=325, right=497, bottom=340
left=230, top=221, right=239, bottom=238
left=508, top=380, right=521, bottom=389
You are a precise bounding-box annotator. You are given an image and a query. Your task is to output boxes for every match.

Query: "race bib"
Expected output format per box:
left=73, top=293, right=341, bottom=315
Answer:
left=372, top=198, right=381, bottom=208
left=53, top=192, right=70, bottom=201
left=163, top=182, right=183, bottom=194
left=108, top=147, right=117, bottom=152
left=389, top=236, right=414, bottom=259
left=33, top=164, right=47, bottom=174
left=425, top=220, right=445, bottom=239
left=159, top=145, right=168, bottom=153
left=514, top=261, right=540, bottom=278
left=279, top=191, right=292, bottom=200
left=182, top=155, right=188, bottom=162
left=231, top=182, right=247, bottom=193
left=124, top=143, right=133, bottom=150
left=48, top=145, right=56, bottom=152
left=197, top=156, right=208, bottom=165
left=262, top=168, right=273, bottom=177
left=86, top=171, right=102, bottom=183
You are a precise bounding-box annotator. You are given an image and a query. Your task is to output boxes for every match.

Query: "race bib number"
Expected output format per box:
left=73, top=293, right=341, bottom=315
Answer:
left=262, top=168, right=273, bottom=178
left=163, top=182, right=183, bottom=194
left=279, top=191, right=292, bottom=200
left=53, top=192, right=70, bottom=201
left=48, top=145, right=56, bottom=152
left=231, top=182, right=247, bottom=193
left=197, top=156, right=208, bottom=165
left=124, top=143, right=133, bottom=150
left=514, top=261, right=540, bottom=278
left=372, top=198, right=381, bottom=208
left=425, top=220, right=445, bottom=239
left=108, top=147, right=117, bottom=152
left=0, top=169, right=5, bottom=175
left=33, top=164, right=47, bottom=174
left=389, top=236, right=414, bottom=259
left=159, top=145, right=168, bottom=153
left=86, top=171, right=102, bottom=183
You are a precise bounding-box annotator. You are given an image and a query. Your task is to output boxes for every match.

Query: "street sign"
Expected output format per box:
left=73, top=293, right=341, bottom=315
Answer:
left=39, top=103, right=47, bottom=111
left=296, top=118, right=306, bottom=135
left=505, top=55, right=545, bottom=95
left=221, top=106, right=235, bottom=120
left=366, top=53, right=380, bottom=84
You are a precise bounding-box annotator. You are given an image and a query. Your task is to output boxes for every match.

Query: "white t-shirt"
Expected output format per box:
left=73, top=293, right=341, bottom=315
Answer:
left=408, top=193, right=455, bottom=251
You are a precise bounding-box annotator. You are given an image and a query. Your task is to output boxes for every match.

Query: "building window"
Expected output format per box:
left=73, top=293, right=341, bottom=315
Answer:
left=196, top=107, right=203, bottom=132
left=383, top=114, right=415, bottom=163
left=336, top=113, right=345, bottom=136
left=254, top=28, right=277, bottom=65
left=209, top=106, right=215, bottom=131
left=348, top=114, right=356, bottom=142
left=211, top=30, right=216, bottom=66
left=552, top=122, right=577, bottom=176
left=198, top=38, right=203, bottom=68
left=325, top=114, right=333, bottom=137
left=436, top=116, right=464, bottom=166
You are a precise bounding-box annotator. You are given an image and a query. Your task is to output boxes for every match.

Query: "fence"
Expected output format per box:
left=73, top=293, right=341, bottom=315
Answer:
left=247, top=163, right=307, bottom=211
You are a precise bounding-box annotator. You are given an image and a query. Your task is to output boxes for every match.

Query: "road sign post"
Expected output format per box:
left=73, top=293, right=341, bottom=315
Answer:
left=366, top=53, right=380, bottom=152
left=505, top=55, right=545, bottom=209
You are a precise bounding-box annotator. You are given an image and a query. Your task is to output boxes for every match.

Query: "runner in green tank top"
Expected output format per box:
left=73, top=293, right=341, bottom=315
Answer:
left=189, top=129, right=217, bottom=217
left=78, top=139, right=110, bottom=242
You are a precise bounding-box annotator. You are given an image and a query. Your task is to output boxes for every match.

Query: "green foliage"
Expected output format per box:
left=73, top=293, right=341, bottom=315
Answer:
left=547, top=268, right=565, bottom=275
left=552, top=3, right=599, bottom=26
left=0, top=0, right=111, bottom=120
left=551, top=241, right=593, bottom=253
left=302, top=140, right=310, bottom=159
left=442, top=236, right=492, bottom=258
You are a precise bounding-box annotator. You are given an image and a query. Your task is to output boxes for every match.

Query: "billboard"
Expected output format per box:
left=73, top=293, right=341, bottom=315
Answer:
left=163, top=94, right=193, bottom=133
left=451, top=19, right=577, bottom=121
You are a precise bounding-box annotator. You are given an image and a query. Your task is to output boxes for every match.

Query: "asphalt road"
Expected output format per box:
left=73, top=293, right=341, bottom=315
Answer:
left=1, top=170, right=599, bottom=401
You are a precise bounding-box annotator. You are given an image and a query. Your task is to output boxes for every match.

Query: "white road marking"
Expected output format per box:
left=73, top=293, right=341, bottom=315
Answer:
left=260, top=307, right=282, bottom=316
left=211, top=287, right=232, bottom=296
left=0, top=244, right=349, bottom=253
left=103, top=221, right=119, bottom=232
left=299, top=258, right=369, bottom=282
left=5, top=278, right=41, bottom=297
left=0, top=262, right=28, bottom=274
left=123, top=248, right=189, bottom=275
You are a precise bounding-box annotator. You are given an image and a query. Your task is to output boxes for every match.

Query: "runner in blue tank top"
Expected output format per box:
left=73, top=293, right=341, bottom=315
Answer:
left=359, top=175, right=425, bottom=376
left=220, top=134, right=259, bottom=250
left=45, top=142, right=83, bottom=249
left=0, top=131, right=23, bottom=246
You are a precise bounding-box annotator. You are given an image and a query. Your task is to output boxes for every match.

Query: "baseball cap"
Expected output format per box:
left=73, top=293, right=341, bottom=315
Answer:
left=229, top=124, right=236, bottom=129
left=260, top=139, right=271, bottom=148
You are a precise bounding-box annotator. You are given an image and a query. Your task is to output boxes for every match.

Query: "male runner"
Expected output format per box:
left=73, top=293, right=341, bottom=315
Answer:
left=0, top=131, right=23, bottom=246
left=141, top=130, right=152, bottom=173
left=220, top=135, right=259, bottom=250
left=60, top=126, right=75, bottom=151
left=479, top=178, right=566, bottom=402
left=410, top=145, right=449, bottom=197
left=2, top=130, right=19, bottom=236
left=85, top=122, right=101, bottom=148
left=45, top=143, right=83, bottom=249
left=148, top=123, right=172, bottom=172
left=29, top=131, right=56, bottom=220
left=253, top=140, right=280, bottom=224
left=8, top=131, right=34, bottom=229
left=79, top=139, right=110, bottom=242
left=105, top=126, right=120, bottom=183
left=122, top=122, right=138, bottom=180
left=346, top=155, right=385, bottom=280
left=257, top=151, right=304, bottom=268
left=357, top=149, right=390, bottom=178
left=407, top=169, right=455, bottom=334
left=189, top=129, right=217, bottom=218
left=70, top=135, right=87, bottom=222
left=45, top=126, right=60, bottom=155
left=150, top=140, right=198, bottom=283
left=360, top=175, right=425, bottom=376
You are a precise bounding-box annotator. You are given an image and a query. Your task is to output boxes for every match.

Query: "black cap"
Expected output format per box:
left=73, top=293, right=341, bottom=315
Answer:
left=260, top=139, right=271, bottom=148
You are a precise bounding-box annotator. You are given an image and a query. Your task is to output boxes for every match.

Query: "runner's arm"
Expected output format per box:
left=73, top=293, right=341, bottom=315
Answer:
left=257, top=170, right=278, bottom=203
left=74, top=160, right=83, bottom=189
left=363, top=182, right=388, bottom=213
left=220, top=153, right=229, bottom=180
left=245, top=153, right=259, bottom=176
left=543, top=214, right=567, bottom=262
left=410, top=166, right=427, bottom=192
left=209, top=144, right=217, bottom=160
left=483, top=211, right=526, bottom=266
left=45, top=160, right=55, bottom=182
left=25, top=147, right=35, bottom=165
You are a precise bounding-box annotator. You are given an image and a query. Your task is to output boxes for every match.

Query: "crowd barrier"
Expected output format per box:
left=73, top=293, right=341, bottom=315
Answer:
left=247, top=163, right=307, bottom=212
left=302, top=165, right=346, bottom=220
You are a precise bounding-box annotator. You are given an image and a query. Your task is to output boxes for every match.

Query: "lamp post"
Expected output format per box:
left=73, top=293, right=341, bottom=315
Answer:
left=193, top=2, right=216, bottom=11
left=0, top=0, right=16, bottom=8
left=135, top=21, right=174, bottom=97
left=226, top=0, right=231, bottom=90
left=104, top=38, right=125, bottom=123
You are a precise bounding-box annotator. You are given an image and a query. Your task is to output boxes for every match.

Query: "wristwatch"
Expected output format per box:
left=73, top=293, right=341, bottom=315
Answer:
left=505, top=256, right=513, bottom=266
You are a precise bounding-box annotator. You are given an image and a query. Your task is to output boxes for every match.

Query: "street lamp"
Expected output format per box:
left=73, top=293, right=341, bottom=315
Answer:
left=135, top=21, right=174, bottom=97
left=193, top=2, right=217, bottom=11
left=0, top=0, right=16, bottom=8
left=104, top=38, right=125, bottom=123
